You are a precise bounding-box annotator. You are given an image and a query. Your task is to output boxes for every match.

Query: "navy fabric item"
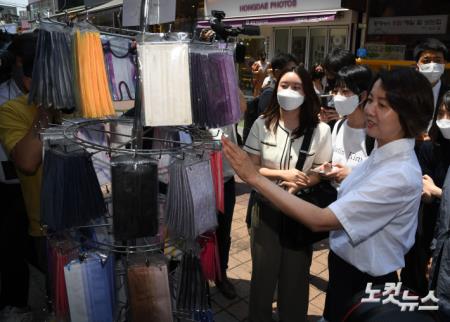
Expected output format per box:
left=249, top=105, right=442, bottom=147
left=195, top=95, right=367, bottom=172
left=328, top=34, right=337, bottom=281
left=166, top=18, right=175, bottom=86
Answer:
left=41, top=146, right=106, bottom=231
left=29, top=23, right=75, bottom=110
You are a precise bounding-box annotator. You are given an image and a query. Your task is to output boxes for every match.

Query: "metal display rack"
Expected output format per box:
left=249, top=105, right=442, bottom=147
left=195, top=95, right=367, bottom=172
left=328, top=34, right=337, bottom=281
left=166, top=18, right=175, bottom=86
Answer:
left=39, top=1, right=219, bottom=321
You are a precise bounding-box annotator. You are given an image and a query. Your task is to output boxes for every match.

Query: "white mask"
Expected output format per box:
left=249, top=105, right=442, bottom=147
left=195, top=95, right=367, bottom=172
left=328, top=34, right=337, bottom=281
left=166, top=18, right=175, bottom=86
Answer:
left=436, top=119, right=450, bottom=139
left=333, top=94, right=360, bottom=116
left=277, top=88, right=305, bottom=111
left=418, top=62, right=445, bottom=84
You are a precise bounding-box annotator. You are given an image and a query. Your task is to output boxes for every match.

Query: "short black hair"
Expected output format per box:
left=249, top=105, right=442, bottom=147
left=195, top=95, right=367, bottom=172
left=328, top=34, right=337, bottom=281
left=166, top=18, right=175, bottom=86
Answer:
left=413, top=38, right=448, bottom=62
left=370, top=69, right=434, bottom=138
left=270, top=53, right=298, bottom=70
left=443, top=90, right=450, bottom=111
left=336, top=65, right=372, bottom=95
left=8, top=32, right=38, bottom=78
left=323, top=48, right=355, bottom=75
left=430, top=90, right=450, bottom=143
left=8, top=32, right=37, bottom=59
left=310, top=62, right=325, bottom=80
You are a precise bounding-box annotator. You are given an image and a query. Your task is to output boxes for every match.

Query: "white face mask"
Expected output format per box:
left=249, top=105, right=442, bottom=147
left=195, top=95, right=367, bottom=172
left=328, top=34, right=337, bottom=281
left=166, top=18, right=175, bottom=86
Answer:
left=418, top=62, right=445, bottom=84
left=277, top=88, right=305, bottom=111
left=333, top=94, right=360, bottom=116
left=436, top=119, right=450, bottom=139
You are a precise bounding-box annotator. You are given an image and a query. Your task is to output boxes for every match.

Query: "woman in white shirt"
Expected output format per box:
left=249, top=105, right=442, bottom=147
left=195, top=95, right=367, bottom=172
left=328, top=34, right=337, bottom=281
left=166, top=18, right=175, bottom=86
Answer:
left=244, top=66, right=332, bottom=322
left=322, top=65, right=373, bottom=187
left=223, top=68, right=434, bottom=322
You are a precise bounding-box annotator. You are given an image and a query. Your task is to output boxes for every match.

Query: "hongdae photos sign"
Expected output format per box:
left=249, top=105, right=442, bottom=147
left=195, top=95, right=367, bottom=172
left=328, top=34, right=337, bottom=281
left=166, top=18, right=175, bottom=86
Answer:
left=205, top=0, right=343, bottom=18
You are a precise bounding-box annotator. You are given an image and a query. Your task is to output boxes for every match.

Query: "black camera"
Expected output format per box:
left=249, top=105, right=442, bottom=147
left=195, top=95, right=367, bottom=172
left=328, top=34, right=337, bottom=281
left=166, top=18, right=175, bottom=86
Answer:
left=209, top=10, right=260, bottom=41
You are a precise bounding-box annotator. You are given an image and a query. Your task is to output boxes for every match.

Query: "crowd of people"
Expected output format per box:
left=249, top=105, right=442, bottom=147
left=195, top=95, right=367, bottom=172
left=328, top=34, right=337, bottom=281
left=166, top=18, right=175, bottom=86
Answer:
left=232, top=38, right=450, bottom=322
left=0, top=27, right=449, bottom=322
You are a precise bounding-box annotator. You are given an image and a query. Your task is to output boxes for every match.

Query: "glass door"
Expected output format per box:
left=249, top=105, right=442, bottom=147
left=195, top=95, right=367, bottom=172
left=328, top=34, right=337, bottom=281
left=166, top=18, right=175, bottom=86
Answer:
left=237, top=37, right=267, bottom=96
left=291, top=28, right=308, bottom=66
left=309, top=28, right=327, bottom=67
left=274, top=29, right=289, bottom=56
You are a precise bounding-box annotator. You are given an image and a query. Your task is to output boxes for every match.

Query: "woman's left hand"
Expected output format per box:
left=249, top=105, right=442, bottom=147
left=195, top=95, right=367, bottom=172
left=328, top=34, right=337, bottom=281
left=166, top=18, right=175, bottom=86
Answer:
left=422, top=174, right=442, bottom=202
left=322, top=163, right=350, bottom=183
left=221, top=137, right=259, bottom=185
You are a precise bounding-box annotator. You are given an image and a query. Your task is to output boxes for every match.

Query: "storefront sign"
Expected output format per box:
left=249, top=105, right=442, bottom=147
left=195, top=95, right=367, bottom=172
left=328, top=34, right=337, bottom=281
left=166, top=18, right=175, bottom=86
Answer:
left=197, top=13, right=335, bottom=28
left=205, top=0, right=342, bottom=18
left=368, top=15, right=448, bottom=35
left=365, top=43, right=406, bottom=60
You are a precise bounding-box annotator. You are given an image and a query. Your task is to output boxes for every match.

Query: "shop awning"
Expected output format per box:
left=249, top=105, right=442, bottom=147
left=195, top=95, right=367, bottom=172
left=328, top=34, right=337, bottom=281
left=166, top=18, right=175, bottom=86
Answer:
left=86, top=0, right=123, bottom=13
left=197, top=10, right=342, bottom=28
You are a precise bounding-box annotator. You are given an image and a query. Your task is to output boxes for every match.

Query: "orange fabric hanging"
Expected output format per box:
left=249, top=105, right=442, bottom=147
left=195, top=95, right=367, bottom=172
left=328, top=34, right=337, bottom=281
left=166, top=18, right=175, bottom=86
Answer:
left=73, top=30, right=115, bottom=118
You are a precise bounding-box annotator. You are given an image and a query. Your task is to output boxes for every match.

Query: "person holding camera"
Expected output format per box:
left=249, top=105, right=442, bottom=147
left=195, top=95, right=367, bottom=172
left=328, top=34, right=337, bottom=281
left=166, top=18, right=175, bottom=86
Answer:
left=251, top=52, right=269, bottom=97
left=243, top=66, right=332, bottom=322
left=223, top=68, right=434, bottom=322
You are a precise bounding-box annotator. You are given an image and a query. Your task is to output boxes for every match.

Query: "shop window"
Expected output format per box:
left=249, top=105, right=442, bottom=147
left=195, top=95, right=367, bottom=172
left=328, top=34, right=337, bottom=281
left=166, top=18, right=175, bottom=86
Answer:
left=292, top=28, right=307, bottom=65
left=328, top=28, right=348, bottom=52
left=237, top=37, right=266, bottom=96
left=274, top=29, right=289, bottom=56
left=309, top=28, right=327, bottom=66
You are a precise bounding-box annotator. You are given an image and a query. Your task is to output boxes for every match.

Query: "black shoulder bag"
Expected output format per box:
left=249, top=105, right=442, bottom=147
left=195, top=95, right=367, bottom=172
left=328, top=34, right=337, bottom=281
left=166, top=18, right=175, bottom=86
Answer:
left=279, top=127, right=337, bottom=249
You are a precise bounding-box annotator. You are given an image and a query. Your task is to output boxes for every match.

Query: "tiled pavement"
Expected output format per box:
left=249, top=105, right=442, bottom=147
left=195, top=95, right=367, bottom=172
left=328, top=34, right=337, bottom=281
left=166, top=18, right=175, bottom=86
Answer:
left=210, top=177, right=330, bottom=322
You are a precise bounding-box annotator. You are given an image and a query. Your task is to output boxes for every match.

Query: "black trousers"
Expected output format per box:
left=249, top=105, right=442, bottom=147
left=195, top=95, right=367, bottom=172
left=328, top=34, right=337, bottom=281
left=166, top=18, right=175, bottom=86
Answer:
left=323, top=251, right=398, bottom=322
left=216, top=177, right=236, bottom=275
left=0, top=183, right=30, bottom=309
left=401, top=204, right=438, bottom=296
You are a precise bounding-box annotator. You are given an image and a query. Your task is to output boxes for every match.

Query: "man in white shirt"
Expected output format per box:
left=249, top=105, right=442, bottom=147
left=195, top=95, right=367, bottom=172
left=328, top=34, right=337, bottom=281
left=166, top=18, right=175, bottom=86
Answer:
left=400, top=39, right=450, bottom=297
left=414, top=38, right=449, bottom=132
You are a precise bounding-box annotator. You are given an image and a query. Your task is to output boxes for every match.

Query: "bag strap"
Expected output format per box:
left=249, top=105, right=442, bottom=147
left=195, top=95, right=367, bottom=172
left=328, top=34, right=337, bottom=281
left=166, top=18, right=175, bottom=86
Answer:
left=295, top=127, right=315, bottom=171
left=365, top=135, right=375, bottom=156
left=336, top=118, right=346, bottom=135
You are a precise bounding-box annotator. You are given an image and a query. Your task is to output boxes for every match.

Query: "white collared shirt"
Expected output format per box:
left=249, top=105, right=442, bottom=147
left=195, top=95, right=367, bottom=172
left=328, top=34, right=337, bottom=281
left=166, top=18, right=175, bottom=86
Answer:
left=328, top=138, right=422, bottom=276
left=0, top=79, right=22, bottom=184
left=433, top=80, right=441, bottom=110
left=244, top=116, right=332, bottom=173
left=331, top=119, right=369, bottom=190
left=427, top=80, right=442, bottom=131
left=0, top=79, right=22, bottom=106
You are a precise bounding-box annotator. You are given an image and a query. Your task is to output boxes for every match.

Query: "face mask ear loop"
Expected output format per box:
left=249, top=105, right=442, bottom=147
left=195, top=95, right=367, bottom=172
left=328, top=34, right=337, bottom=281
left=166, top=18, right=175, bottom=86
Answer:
left=356, top=91, right=368, bottom=109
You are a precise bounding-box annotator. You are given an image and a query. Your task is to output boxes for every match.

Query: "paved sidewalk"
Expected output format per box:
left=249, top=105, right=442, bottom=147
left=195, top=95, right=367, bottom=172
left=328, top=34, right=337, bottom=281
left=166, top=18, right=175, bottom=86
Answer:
left=210, top=177, right=330, bottom=322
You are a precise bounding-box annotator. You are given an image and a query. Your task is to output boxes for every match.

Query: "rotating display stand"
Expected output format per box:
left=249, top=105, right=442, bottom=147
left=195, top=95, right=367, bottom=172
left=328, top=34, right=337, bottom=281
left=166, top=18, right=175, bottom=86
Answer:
left=43, top=116, right=217, bottom=322
left=39, top=1, right=221, bottom=320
